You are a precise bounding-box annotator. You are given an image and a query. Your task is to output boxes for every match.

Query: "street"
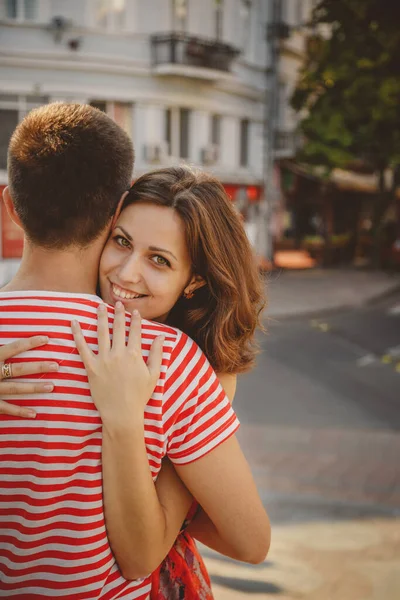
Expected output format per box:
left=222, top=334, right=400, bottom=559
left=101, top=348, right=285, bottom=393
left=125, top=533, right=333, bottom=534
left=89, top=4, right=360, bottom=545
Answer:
left=202, top=291, right=400, bottom=599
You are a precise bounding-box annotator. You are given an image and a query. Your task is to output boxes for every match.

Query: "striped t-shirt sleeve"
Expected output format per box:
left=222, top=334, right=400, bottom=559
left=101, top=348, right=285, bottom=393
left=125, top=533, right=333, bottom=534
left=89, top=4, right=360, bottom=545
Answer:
left=163, top=332, right=240, bottom=465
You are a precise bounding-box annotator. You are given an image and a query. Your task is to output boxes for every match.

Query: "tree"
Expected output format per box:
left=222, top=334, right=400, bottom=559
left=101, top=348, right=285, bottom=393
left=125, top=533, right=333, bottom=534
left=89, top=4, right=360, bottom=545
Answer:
left=291, top=0, right=400, bottom=264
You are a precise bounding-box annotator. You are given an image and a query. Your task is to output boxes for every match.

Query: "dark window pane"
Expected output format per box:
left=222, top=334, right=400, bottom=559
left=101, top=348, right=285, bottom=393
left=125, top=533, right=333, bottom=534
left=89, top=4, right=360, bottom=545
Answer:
left=6, top=0, right=17, bottom=19
left=0, top=109, right=19, bottom=170
left=89, top=100, right=107, bottom=113
left=165, top=108, right=172, bottom=153
left=215, top=0, right=224, bottom=40
left=179, top=108, right=190, bottom=159
left=24, top=0, right=37, bottom=20
left=240, top=118, right=249, bottom=167
left=211, top=114, right=221, bottom=145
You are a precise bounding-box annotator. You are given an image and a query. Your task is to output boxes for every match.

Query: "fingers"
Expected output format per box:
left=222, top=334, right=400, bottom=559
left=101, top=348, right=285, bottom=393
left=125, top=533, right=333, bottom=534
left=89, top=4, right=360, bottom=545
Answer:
left=0, top=400, right=37, bottom=419
left=127, top=310, right=142, bottom=355
left=9, top=361, right=59, bottom=379
left=0, top=381, right=54, bottom=396
left=147, top=335, right=165, bottom=385
left=71, top=320, right=95, bottom=368
left=112, top=301, right=127, bottom=349
left=0, top=336, right=49, bottom=362
left=97, top=304, right=111, bottom=354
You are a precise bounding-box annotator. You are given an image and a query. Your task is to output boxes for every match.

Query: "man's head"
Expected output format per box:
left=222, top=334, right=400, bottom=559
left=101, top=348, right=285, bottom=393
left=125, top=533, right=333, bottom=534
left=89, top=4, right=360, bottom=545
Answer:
left=6, top=102, right=134, bottom=249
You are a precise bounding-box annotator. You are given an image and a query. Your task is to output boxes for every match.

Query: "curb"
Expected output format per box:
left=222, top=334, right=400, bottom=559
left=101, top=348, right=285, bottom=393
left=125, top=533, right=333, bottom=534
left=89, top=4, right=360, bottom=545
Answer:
left=263, top=282, right=400, bottom=323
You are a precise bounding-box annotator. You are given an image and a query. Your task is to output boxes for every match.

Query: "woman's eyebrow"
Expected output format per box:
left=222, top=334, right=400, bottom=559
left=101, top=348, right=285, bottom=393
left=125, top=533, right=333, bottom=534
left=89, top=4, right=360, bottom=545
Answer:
left=115, top=226, right=133, bottom=241
left=149, top=246, right=178, bottom=261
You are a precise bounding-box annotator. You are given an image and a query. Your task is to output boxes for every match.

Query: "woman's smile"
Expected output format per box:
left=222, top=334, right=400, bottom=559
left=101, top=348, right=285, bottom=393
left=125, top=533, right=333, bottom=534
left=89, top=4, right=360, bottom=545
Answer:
left=110, top=282, right=148, bottom=301
left=99, top=203, right=196, bottom=321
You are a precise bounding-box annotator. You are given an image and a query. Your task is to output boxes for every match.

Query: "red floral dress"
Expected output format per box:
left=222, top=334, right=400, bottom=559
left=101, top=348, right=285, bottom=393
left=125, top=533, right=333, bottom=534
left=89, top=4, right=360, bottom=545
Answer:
left=150, top=503, right=214, bottom=600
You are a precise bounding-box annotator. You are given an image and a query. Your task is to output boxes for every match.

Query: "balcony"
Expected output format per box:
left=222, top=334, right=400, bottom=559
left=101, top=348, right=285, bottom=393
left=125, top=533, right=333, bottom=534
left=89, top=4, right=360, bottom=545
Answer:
left=150, top=33, right=240, bottom=80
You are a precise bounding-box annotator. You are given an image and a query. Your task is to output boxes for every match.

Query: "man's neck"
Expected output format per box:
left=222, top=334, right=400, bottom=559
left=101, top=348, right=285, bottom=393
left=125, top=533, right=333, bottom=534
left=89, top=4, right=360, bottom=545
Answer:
left=2, top=241, right=104, bottom=295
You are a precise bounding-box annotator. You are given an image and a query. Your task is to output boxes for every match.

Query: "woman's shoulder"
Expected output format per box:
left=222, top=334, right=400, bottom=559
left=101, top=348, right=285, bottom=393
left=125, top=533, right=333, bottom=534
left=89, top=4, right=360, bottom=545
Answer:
left=215, top=373, right=237, bottom=403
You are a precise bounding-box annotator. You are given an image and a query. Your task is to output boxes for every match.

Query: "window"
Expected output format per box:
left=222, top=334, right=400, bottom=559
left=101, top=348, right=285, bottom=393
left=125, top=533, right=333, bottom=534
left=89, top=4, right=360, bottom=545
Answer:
left=0, top=110, right=18, bottom=170
left=179, top=108, right=190, bottom=159
left=111, top=102, right=132, bottom=137
left=0, top=0, right=37, bottom=21
left=89, top=100, right=133, bottom=137
left=172, top=0, right=187, bottom=32
left=0, top=94, right=48, bottom=170
left=295, top=0, right=302, bottom=26
left=89, top=100, right=107, bottom=113
left=165, top=108, right=172, bottom=155
left=215, top=0, right=224, bottom=40
left=94, top=0, right=126, bottom=31
left=239, top=119, right=249, bottom=167
left=240, top=0, right=252, bottom=51
left=211, top=114, right=221, bottom=146
left=163, top=107, right=191, bottom=159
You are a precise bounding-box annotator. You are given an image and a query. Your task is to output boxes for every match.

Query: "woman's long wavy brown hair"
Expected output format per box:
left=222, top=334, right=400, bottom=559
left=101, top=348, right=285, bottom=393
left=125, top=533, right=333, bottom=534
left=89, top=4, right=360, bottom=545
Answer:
left=123, top=166, right=266, bottom=374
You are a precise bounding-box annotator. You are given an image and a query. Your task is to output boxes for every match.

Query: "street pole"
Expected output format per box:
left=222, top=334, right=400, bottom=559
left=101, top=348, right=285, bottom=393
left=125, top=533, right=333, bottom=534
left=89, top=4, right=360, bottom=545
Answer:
left=259, top=0, right=289, bottom=264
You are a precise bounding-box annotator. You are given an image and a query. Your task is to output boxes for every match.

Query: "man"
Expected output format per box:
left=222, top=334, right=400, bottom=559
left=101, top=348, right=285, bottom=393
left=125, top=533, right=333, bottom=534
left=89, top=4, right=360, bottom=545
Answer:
left=0, top=104, right=268, bottom=599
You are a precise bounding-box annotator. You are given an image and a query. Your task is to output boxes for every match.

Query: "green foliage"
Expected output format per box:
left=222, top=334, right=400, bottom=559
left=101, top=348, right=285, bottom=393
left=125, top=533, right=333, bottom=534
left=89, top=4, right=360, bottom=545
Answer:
left=291, top=0, right=400, bottom=174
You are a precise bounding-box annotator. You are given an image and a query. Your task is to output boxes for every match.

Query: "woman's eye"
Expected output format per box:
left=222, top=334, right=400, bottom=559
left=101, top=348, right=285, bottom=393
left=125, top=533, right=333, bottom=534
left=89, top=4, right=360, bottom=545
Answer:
left=152, top=255, right=170, bottom=267
left=114, top=235, right=130, bottom=248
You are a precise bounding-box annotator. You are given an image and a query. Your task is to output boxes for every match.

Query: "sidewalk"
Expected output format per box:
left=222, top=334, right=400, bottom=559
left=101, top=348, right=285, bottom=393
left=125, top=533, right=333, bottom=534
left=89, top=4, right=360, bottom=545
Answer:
left=265, top=268, right=400, bottom=320
left=203, top=517, right=400, bottom=600
left=204, top=267, right=400, bottom=599
left=202, top=423, right=400, bottom=599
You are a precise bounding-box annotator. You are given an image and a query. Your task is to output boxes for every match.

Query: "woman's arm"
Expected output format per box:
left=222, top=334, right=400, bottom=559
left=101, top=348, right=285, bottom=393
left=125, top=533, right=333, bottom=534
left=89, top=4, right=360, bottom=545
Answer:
left=152, top=372, right=237, bottom=558
left=0, top=336, right=59, bottom=418
left=72, top=303, right=270, bottom=579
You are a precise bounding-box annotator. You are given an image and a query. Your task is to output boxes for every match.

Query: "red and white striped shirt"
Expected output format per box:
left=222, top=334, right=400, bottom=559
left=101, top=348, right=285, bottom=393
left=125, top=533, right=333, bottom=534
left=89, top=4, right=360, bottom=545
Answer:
left=0, top=291, right=239, bottom=599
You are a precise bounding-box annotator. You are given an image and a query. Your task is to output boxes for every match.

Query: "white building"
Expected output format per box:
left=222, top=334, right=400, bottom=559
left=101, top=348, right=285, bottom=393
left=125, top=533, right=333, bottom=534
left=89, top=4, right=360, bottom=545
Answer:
left=0, top=0, right=272, bottom=280
left=268, top=0, right=314, bottom=159
left=0, top=0, right=314, bottom=279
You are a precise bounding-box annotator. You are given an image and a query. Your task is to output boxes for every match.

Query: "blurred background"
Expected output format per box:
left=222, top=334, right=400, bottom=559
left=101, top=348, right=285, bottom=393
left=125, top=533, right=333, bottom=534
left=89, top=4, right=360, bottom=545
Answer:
left=0, top=1, right=399, bottom=598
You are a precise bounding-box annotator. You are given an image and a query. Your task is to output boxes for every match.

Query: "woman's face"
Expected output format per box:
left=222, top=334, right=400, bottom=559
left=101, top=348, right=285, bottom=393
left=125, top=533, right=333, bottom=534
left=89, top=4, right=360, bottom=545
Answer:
left=99, top=202, right=196, bottom=322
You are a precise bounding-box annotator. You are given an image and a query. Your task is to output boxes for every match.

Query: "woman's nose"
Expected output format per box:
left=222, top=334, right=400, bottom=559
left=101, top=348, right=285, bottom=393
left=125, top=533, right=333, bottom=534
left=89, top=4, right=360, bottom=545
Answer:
left=117, top=255, right=142, bottom=284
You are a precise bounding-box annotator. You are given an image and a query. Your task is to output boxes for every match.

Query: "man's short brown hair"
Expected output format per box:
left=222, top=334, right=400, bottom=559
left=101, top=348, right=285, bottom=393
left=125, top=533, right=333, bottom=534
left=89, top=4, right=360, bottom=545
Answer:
left=8, top=102, right=134, bottom=249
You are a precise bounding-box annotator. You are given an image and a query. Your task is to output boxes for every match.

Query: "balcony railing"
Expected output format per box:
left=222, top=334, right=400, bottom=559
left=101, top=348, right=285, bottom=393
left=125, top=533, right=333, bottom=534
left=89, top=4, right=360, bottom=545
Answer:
left=151, top=33, right=240, bottom=73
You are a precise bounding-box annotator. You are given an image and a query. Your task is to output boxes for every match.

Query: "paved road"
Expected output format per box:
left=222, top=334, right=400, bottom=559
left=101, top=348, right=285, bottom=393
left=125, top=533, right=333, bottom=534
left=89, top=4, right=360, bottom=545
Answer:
left=203, top=292, right=400, bottom=599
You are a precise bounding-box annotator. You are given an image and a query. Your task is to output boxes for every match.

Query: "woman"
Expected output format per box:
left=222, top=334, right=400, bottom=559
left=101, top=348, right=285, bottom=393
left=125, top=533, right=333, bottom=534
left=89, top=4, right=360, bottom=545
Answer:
left=0, top=166, right=268, bottom=598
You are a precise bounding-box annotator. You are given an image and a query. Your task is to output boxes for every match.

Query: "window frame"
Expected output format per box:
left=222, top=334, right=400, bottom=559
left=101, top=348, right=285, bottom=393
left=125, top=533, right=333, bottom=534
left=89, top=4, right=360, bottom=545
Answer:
left=0, top=94, right=49, bottom=171
left=171, top=0, right=188, bottom=32
left=1, top=0, right=39, bottom=22
left=91, top=0, right=127, bottom=33
left=211, top=114, right=221, bottom=146
left=239, top=118, right=249, bottom=168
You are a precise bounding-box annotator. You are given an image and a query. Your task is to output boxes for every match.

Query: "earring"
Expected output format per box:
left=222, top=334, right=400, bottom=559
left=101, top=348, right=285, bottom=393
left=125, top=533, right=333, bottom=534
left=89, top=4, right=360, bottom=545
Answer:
left=184, top=290, right=194, bottom=299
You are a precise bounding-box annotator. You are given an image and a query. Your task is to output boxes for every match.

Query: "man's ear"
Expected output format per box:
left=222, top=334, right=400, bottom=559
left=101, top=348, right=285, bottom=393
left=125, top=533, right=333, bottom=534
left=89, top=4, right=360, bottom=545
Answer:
left=3, top=187, right=23, bottom=229
left=184, top=274, right=206, bottom=296
left=110, top=190, right=129, bottom=230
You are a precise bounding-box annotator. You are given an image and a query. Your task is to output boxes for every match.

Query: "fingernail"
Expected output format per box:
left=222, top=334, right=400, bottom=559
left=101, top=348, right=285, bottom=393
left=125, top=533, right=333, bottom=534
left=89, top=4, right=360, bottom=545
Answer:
left=49, top=363, right=59, bottom=371
left=132, top=309, right=139, bottom=316
left=98, top=303, right=106, bottom=312
left=158, top=335, right=165, bottom=343
left=71, top=320, right=78, bottom=330
left=115, top=301, right=123, bottom=310
left=26, top=410, right=37, bottom=419
left=39, top=336, right=49, bottom=344
left=43, top=384, right=54, bottom=392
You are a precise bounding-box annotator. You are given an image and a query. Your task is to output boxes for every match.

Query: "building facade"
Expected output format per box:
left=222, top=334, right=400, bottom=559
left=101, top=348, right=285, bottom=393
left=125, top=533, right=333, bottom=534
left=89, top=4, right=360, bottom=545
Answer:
left=0, top=0, right=316, bottom=279
left=0, top=0, right=271, bottom=280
